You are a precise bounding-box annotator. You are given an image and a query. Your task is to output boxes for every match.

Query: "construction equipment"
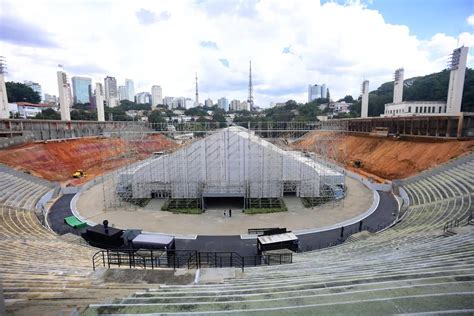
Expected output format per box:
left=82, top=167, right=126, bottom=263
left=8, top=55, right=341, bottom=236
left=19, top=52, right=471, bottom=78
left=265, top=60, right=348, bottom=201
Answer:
left=352, top=160, right=363, bottom=168
left=72, top=170, right=86, bottom=178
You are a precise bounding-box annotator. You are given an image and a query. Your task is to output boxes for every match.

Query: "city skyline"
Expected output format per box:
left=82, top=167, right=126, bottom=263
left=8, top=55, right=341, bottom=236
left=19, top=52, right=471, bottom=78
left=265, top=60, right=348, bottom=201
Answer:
left=0, top=0, right=473, bottom=107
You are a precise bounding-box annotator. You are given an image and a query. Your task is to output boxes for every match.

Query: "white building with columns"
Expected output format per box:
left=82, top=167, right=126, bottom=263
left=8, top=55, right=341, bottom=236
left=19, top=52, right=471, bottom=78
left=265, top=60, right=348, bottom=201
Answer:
left=383, top=46, right=468, bottom=117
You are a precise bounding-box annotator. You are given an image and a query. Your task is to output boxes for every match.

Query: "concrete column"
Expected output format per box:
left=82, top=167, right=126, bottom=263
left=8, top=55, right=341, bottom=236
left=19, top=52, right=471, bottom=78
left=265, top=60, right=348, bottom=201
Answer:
left=0, top=73, right=9, bottom=119
left=456, top=114, right=464, bottom=138
left=57, top=71, right=71, bottom=121
left=95, top=83, right=105, bottom=122
left=447, top=47, right=468, bottom=114
left=393, top=68, right=404, bottom=104
left=361, top=80, right=369, bottom=118
left=446, top=118, right=452, bottom=138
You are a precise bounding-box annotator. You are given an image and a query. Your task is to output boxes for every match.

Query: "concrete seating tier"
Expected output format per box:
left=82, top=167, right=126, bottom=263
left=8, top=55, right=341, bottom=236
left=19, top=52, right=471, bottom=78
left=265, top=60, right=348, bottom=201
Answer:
left=0, top=205, right=151, bottom=315
left=0, top=164, right=57, bottom=210
left=84, top=154, right=474, bottom=315
left=0, top=206, right=93, bottom=298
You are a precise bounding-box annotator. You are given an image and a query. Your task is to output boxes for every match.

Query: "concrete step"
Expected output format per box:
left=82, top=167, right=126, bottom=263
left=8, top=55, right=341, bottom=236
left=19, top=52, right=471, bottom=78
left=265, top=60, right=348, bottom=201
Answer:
left=85, top=283, right=474, bottom=314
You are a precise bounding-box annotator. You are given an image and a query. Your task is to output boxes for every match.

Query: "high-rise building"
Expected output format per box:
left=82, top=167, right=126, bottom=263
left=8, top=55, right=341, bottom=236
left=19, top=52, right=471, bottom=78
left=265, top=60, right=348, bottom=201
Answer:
left=321, top=83, right=327, bottom=99
left=173, top=97, right=186, bottom=109
left=308, top=84, right=321, bottom=102
left=205, top=98, right=213, bottom=107
left=125, top=79, right=135, bottom=102
left=135, top=92, right=151, bottom=104
left=163, top=96, right=174, bottom=108
left=71, top=76, right=92, bottom=104
left=230, top=99, right=240, bottom=111
left=308, top=83, right=328, bottom=102
left=218, top=97, right=229, bottom=111
left=24, top=81, right=42, bottom=101
left=104, top=76, right=118, bottom=107
left=185, top=98, right=194, bottom=109
left=240, top=101, right=250, bottom=111
left=95, top=83, right=105, bottom=122
left=44, top=94, right=58, bottom=105
left=57, top=70, right=72, bottom=120
left=118, top=85, right=127, bottom=101
left=151, top=85, right=163, bottom=107
left=308, top=83, right=329, bottom=102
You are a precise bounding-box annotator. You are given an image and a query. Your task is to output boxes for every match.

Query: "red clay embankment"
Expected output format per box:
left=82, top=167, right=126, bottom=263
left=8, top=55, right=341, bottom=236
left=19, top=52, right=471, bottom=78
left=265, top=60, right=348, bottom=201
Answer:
left=0, top=135, right=178, bottom=184
left=292, top=132, right=474, bottom=180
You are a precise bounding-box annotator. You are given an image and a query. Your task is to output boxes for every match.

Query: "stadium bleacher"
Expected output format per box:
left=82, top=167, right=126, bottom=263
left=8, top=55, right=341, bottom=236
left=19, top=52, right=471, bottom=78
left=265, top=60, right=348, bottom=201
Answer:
left=0, top=153, right=472, bottom=315
left=84, top=153, right=474, bottom=315
left=0, top=164, right=57, bottom=210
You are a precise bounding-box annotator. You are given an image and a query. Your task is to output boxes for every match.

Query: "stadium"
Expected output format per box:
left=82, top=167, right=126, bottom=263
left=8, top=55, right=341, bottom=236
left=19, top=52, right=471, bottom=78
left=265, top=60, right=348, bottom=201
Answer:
left=0, top=115, right=473, bottom=315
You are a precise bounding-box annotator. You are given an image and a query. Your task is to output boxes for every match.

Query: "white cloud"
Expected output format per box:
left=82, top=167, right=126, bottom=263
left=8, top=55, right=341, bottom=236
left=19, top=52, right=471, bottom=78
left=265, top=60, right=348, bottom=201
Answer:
left=0, top=0, right=472, bottom=107
left=467, top=15, right=474, bottom=26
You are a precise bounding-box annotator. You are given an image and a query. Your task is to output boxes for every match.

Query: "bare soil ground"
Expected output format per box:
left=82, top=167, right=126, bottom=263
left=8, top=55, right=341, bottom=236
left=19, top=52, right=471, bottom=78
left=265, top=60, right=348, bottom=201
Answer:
left=0, top=135, right=178, bottom=185
left=292, top=131, right=474, bottom=180
left=77, top=177, right=372, bottom=235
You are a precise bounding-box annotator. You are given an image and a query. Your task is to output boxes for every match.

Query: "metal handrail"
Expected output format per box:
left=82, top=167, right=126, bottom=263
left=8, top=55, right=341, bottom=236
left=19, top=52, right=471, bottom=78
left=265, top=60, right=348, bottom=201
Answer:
left=468, top=211, right=474, bottom=225
left=443, top=211, right=473, bottom=233
left=92, top=249, right=292, bottom=271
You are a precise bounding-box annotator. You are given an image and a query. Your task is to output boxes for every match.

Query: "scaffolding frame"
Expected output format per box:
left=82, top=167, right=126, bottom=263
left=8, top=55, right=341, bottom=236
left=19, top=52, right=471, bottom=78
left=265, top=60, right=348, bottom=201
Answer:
left=95, top=121, right=347, bottom=213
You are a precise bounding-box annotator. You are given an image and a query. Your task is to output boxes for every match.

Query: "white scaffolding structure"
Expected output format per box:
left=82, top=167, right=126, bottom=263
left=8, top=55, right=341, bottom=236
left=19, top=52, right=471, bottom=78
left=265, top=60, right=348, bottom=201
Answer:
left=95, top=122, right=348, bottom=212
left=119, top=126, right=344, bottom=201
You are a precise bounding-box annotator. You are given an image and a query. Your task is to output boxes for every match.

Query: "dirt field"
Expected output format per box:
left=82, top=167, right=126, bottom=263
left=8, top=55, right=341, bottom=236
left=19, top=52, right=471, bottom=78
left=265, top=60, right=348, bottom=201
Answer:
left=0, top=135, right=178, bottom=185
left=76, top=177, right=373, bottom=235
left=292, top=131, right=474, bottom=180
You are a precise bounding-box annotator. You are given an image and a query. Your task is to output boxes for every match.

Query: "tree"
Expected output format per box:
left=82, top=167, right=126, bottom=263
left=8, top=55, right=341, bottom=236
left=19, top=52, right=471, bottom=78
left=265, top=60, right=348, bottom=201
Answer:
left=72, top=103, right=92, bottom=110
left=148, top=110, right=166, bottom=124
left=338, top=95, right=354, bottom=103
left=350, top=99, right=361, bottom=117
left=119, top=99, right=151, bottom=111
left=185, top=107, right=208, bottom=117
left=71, top=109, right=97, bottom=121
left=104, top=106, right=133, bottom=121
left=34, top=108, right=60, bottom=120
left=6, top=82, right=41, bottom=103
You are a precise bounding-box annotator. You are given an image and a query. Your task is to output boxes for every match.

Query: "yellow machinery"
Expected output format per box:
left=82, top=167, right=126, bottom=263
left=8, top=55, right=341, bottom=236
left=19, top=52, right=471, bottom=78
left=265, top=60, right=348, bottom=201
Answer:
left=352, top=160, right=363, bottom=168
left=72, top=170, right=86, bottom=178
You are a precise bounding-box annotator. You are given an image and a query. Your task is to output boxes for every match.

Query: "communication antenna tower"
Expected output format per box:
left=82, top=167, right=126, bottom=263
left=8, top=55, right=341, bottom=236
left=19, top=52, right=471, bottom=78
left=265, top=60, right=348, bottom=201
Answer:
left=195, top=73, right=199, bottom=106
left=247, top=60, right=254, bottom=111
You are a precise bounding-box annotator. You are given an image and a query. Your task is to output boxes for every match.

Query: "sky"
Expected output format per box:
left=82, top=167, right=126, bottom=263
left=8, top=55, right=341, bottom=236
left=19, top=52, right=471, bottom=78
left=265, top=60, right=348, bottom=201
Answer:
left=0, top=0, right=473, bottom=107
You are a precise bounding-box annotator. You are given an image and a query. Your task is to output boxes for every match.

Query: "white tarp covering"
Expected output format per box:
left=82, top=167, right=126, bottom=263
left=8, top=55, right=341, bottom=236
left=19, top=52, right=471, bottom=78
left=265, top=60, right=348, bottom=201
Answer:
left=258, top=232, right=298, bottom=245
left=131, top=234, right=174, bottom=249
